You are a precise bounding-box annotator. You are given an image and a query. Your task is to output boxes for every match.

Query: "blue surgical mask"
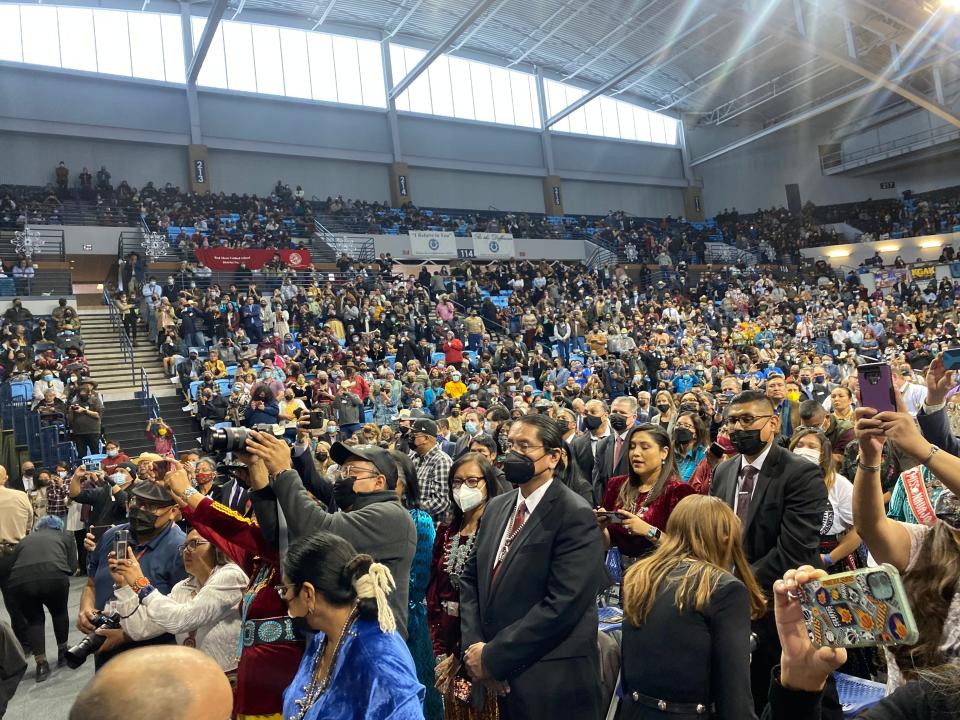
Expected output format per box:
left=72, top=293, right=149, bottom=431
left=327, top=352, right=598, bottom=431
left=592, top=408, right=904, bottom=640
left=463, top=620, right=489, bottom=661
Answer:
left=110, top=473, right=126, bottom=486
left=464, top=421, right=477, bottom=434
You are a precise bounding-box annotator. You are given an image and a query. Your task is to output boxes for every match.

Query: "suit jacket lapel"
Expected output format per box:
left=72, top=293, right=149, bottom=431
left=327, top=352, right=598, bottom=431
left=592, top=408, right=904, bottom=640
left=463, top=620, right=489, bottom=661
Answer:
left=488, top=482, right=560, bottom=596
left=746, top=445, right=781, bottom=529
left=480, top=491, right=517, bottom=600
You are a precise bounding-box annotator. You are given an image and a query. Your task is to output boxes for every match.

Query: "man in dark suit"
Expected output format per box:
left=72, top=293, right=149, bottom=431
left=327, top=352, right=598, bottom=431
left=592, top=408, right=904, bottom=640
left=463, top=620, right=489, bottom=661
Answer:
left=797, top=366, right=830, bottom=405
left=570, top=399, right=609, bottom=485
left=460, top=414, right=606, bottom=720
left=591, top=396, right=637, bottom=505
left=709, top=390, right=828, bottom=714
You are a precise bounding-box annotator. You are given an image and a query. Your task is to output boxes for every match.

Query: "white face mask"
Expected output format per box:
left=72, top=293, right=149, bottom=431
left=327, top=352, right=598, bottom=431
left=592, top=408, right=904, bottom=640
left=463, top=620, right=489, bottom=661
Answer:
left=453, top=485, right=485, bottom=513
left=793, top=447, right=821, bottom=466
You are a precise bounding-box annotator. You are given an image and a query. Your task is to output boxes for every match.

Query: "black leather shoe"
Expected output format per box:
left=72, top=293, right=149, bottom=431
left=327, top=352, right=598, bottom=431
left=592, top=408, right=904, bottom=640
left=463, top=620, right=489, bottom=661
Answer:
left=35, top=659, right=50, bottom=683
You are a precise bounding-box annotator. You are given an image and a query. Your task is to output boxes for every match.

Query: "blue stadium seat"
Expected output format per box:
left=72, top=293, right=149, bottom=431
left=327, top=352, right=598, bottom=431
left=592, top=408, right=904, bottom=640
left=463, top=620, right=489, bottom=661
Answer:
left=9, top=380, right=32, bottom=402
left=570, top=354, right=585, bottom=365
left=431, top=352, right=446, bottom=365
left=215, top=379, right=232, bottom=395
left=189, top=380, right=202, bottom=401
left=226, top=365, right=238, bottom=376
left=363, top=408, right=374, bottom=423
left=384, top=355, right=396, bottom=367
left=0, top=279, right=17, bottom=296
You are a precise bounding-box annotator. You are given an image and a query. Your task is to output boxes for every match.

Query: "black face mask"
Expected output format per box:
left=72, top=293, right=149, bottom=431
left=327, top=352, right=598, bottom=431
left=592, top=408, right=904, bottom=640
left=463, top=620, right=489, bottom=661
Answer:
left=334, top=478, right=384, bottom=510
left=584, top=415, right=602, bottom=431
left=127, top=507, right=161, bottom=543
left=609, top=414, right=628, bottom=432
left=728, top=429, right=767, bottom=456
left=656, top=403, right=670, bottom=414
left=674, top=427, right=694, bottom=444
left=315, top=451, right=328, bottom=461
left=502, top=451, right=537, bottom=486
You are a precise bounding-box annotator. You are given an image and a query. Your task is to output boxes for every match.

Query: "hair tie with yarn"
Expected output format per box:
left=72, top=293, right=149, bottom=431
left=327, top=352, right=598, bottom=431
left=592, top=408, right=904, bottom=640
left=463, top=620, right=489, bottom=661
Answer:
left=353, top=562, right=397, bottom=633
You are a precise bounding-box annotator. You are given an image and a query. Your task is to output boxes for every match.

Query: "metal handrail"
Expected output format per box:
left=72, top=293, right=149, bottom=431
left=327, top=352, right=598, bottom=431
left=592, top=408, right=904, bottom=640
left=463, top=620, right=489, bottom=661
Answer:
left=0, top=269, right=73, bottom=296
left=102, top=287, right=136, bottom=385
left=0, top=227, right=66, bottom=261
left=821, top=122, right=960, bottom=171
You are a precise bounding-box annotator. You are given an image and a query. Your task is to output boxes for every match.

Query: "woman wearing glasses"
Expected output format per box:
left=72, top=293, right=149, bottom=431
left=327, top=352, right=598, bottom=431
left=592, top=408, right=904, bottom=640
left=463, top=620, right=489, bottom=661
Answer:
left=163, top=460, right=306, bottom=720
left=108, top=529, right=248, bottom=673
left=426, top=452, right=502, bottom=719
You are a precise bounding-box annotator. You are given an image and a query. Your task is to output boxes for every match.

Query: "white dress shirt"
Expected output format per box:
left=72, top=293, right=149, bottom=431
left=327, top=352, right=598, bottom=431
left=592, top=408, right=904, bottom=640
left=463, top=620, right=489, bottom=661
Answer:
left=494, top=479, right=553, bottom=570
left=735, top=442, right=773, bottom=516
left=589, top=429, right=610, bottom=457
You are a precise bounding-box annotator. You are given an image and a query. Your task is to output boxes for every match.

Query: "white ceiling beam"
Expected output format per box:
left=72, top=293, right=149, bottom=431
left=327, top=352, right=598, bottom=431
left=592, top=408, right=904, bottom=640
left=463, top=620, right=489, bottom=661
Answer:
left=721, top=9, right=960, bottom=131
left=561, top=0, right=671, bottom=81
left=186, top=0, right=229, bottom=85
left=311, top=0, right=337, bottom=30
left=506, top=0, right=595, bottom=68
left=545, top=14, right=717, bottom=128
left=389, top=0, right=499, bottom=100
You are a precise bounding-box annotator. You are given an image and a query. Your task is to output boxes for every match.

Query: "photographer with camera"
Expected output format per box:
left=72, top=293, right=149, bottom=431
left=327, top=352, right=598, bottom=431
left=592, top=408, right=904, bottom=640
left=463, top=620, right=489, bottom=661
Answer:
left=76, top=481, right=186, bottom=669
left=196, top=386, right=228, bottom=429
left=240, top=431, right=417, bottom=639
left=67, top=386, right=103, bottom=459
left=68, top=464, right=134, bottom=528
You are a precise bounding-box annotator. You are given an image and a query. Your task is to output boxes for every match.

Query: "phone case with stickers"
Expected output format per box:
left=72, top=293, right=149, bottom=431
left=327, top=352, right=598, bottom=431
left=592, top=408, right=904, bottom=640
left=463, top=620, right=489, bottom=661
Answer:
left=799, top=564, right=919, bottom=649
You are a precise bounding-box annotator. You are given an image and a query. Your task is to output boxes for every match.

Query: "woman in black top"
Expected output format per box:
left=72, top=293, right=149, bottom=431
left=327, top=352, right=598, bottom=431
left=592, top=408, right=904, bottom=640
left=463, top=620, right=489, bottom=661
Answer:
left=620, top=494, right=766, bottom=719
left=6, top=515, right=77, bottom=682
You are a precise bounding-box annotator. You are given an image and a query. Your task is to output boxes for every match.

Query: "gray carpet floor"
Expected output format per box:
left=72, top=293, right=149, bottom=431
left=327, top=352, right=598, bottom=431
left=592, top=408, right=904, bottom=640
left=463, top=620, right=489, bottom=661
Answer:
left=2, top=576, right=94, bottom=720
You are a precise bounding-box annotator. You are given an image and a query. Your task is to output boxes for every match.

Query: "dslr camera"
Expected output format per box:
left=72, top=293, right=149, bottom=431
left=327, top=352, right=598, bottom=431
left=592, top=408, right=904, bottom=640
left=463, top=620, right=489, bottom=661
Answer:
left=64, top=611, right=122, bottom=668
left=202, top=423, right=284, bottom=453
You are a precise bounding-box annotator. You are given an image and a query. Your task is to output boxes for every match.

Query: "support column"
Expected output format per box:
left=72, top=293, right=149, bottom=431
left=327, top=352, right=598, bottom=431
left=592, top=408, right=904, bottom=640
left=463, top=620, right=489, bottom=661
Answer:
left=682, top=187, right=705, bottom=221
left=187, top=144, right=211, bottom=194
left=542, top=176, right=563, bottom=216
left=389, top=162, right=412, bottom=207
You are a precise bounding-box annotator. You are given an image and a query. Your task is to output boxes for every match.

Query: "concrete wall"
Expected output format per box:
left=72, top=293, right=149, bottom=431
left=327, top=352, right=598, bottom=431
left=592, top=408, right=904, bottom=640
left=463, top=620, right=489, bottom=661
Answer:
left=0, top=63, right=688, bottom=217
left=50, top=225, right=138, bottom=255
left=687, top=105, right=960, bottom=216
left=799, top=232, right=960, bottom=268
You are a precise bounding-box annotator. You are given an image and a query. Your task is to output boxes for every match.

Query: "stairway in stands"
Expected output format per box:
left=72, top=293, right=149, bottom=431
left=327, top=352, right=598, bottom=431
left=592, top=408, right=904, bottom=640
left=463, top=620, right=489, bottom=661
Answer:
left=99, top=395, right=199, bottom=456
left=77, top=310, right=176, bottom=400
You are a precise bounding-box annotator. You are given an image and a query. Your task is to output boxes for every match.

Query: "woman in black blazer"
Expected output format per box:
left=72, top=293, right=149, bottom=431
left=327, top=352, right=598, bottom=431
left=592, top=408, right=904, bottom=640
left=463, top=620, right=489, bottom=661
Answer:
left=619, top=494, right=766, bottom=719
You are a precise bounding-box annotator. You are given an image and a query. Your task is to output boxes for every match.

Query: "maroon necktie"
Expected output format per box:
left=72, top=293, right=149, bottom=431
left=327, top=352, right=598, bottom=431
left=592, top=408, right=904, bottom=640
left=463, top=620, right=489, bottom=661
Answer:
left=736, top=466, right=757, bottom=527
left=613, top=435, right=624, bottom=469
left=492, top=501, right=527, bottom=583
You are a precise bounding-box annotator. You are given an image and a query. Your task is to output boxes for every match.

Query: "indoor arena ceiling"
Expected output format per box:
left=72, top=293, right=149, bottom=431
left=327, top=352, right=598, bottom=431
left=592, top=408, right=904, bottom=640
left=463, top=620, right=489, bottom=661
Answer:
left=189, top=0, right=960, bottom=127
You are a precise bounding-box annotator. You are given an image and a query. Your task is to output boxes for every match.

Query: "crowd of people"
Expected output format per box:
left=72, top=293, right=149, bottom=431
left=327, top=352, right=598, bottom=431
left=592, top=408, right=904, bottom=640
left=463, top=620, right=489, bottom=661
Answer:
left=814, top=185, right=960, bottom=242
left=0, top=241, right=958, bottom=719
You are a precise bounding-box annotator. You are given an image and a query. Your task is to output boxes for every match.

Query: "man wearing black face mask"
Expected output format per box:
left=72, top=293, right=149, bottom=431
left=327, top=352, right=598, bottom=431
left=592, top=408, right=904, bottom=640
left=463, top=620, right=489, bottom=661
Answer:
left=591, top=396, right=638, bottom=506
left=244, top=433, right=416, bottom=639
left=709, top=390, right=828, bottom=715
left=79, top=482, right=186, bottom=669
left=570, top=399, right=608, bottom=483
left=460, top=414, right=606, bottom=720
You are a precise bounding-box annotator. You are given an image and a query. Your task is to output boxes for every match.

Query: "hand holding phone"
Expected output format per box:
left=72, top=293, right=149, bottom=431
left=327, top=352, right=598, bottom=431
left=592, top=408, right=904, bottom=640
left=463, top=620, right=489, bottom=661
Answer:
left=594, top=510, right=626, bottom=524
left=113, top=529, right=129, bottom=562
left=857, top=362, right=897, bottom=413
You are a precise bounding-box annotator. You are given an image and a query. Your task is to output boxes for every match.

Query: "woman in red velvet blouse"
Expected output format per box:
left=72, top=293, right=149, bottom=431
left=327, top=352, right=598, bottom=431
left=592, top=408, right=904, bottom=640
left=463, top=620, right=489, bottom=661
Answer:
left=597, top=423, right=696, bottom=559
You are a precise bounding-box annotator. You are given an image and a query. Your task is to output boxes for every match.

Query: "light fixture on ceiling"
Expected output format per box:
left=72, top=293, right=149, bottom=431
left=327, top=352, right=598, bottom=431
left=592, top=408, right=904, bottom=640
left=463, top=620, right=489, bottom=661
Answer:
left=877, top=245, right=900, bottom=252
left=827, top=249, right=851, bottom=258
left=920, top=239, right=943, bottom=248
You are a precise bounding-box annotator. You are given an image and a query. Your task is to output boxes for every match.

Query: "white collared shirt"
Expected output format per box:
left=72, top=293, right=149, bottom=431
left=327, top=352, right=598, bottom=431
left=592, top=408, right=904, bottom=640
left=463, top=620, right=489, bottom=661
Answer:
left=735, top=442, right=773, bottom=515
left=494, top=478, right=553, bottom=570
left=590, top=429, right=610, bottom=457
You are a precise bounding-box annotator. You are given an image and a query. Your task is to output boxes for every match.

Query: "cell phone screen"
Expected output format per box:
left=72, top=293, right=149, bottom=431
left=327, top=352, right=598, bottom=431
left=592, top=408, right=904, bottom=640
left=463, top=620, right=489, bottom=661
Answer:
left=89, top=524, right=112, bottom=543
left=113, top=529, right=129, bottom=560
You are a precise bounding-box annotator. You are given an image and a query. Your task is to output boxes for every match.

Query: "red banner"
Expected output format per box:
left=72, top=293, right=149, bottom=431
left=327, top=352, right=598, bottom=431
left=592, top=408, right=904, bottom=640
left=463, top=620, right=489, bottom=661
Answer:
left=195, top=248, right=312, bottom=271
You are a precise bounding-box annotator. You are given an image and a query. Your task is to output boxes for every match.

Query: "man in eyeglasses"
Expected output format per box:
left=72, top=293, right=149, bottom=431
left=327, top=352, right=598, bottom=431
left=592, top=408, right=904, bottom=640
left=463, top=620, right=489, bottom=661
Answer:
left=79, top=482, right=186, bottom=669
left=709, top=390, right=828, bottom=715
left=242, top=433, right=416, bottom=639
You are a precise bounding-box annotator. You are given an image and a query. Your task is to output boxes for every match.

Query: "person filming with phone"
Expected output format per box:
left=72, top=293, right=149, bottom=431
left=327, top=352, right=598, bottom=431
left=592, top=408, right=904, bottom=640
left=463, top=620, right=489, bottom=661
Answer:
left=853, top=391, right=960, bottom=693
left=76, top=481, right=186, bottom=669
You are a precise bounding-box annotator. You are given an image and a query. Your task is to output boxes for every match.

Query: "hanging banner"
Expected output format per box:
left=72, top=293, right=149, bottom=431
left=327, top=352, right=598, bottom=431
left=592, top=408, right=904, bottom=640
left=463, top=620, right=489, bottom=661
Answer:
left=472, top=233, right=516, bottom=259
left=408, top=230, right=457, bottom=258
left=195, top=248, right=312, bottom=271
left=873, top=269, right=905, bottom=288
left=910, top=265, right=936, bottom=281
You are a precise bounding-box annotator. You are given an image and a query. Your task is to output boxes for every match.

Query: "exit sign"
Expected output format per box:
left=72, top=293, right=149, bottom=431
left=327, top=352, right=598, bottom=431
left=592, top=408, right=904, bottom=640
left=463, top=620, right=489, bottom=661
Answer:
left=82, top=244, right=93, bottom=250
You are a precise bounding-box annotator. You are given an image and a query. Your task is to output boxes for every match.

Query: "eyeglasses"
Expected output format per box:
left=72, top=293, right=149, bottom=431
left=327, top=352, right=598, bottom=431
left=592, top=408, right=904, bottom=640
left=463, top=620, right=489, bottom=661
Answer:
left=504, top=441, right=545, bottom=454
left=334, top=470, right=379, bottom=484
left=178, top=539, right=211, bottom=554
left=274, top=583, right=296, bottom=599
left=451, top=476, right=484, bottom=489
left=723, top=414, right=773, bottom=429
left=128, top=497, right=172, bottom=515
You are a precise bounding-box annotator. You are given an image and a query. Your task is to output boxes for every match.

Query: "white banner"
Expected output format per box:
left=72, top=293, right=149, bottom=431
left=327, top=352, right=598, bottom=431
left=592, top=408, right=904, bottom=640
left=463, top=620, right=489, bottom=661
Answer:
left=409, top=230, right=457, bottom=258
left=472, top=233, right=516, bottom=258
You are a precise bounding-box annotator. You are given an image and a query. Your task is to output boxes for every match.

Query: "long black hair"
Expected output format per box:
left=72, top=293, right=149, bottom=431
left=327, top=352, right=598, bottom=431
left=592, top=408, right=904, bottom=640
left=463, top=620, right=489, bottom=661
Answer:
left=617, top=423, right=677, bottom=512
left=282, top=531, right=378, bottom=621
left=388, top=449, right=421, bottom=510
left=446, top=452, right=502, bottom=531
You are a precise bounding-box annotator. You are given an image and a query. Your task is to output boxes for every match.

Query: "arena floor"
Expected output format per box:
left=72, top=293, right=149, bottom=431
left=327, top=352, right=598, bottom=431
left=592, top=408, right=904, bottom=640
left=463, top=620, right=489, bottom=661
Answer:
left=2, top=577, right=94, bottom=720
